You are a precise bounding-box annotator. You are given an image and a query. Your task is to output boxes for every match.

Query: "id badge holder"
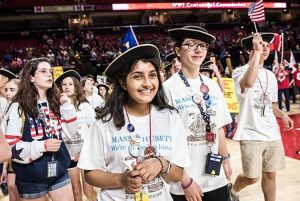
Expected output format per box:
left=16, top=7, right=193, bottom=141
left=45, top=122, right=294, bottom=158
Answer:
left=204, top=152, right=222, bottom=176
left=135, top=191, right=149, bottom=201
left=47, top=155, right=58, bottom=178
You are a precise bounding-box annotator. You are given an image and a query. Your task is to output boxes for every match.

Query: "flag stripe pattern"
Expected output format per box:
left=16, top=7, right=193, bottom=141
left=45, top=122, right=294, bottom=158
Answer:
left=248, top=0, right=265, bottom=22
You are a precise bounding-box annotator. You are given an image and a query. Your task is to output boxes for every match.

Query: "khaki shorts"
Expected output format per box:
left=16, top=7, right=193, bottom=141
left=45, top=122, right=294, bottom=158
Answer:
left=240, top=140, right=285, bottom=178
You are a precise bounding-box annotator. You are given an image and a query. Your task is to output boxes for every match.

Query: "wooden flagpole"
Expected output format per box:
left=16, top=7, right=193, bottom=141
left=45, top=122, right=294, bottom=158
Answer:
left=280, top=33, right=284, bottom=64
left=253, top=22, right=258, bottom=33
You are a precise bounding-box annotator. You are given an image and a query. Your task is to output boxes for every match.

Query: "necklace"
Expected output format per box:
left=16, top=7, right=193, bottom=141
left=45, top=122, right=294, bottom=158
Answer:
left=124, top=106, right=154, bottom=158
left=178, top=70, right=215, bottom=144
left=37, top=101, right=60, bottom=139
left=257, top=69, right=268, bottom=116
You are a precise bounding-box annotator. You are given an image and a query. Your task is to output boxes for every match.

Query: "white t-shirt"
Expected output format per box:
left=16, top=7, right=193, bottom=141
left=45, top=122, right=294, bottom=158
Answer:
left=232, top=64, right=281, bottom=141
left=93, top=85, right=98, bottom=95
left=86, top=93, right=104, bottom=109
left=0, top=96, right=7, bottom=123
left=64, top=102, right=95, bottom=159
left=163, top=73, right=232, bottom=194
left=78, top=106, right=189, bottom=201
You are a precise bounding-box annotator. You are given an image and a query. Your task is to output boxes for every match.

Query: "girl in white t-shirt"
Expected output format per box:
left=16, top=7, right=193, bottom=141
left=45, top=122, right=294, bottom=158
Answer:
left=164, top=26, right=232, bottom=201
left=78, top=44, right=189, bottom=201
left=1, top=78, right=21, bottom=201
left=56, top=70, right=97, bottom=201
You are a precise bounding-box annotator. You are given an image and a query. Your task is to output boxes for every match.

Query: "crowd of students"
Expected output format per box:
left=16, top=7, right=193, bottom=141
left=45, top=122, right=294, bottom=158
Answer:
left=0, top=25, right=296, bottom=201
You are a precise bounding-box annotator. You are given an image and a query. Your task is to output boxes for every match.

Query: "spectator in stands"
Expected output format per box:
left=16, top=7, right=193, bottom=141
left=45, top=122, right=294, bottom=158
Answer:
left=230, top=33, right=294, bottom=201
left=4, top=57, right=77, bottom=201
left=56, top=70, right=97, bottom=201
left=164, top=25, right=232, bottom=201
left=78, top=44, right=188, bottom=200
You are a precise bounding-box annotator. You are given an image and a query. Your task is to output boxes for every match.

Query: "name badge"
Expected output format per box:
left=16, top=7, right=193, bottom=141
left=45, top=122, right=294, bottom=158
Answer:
left=204, top=153, right=222, bottom=176
left=47, top=160, right=58, bottom=178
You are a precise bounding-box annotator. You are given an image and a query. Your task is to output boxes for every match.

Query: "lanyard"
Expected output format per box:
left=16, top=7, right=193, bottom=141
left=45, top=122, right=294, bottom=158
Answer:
left=124, top=106, right=153, bottom=159
left=37, top=101, right=60, bottom=139
left=257, top=69, right=269, bottom=116
left=178, top=70, right=215, bottom=144
left=257, top=69, right=268, bottom=101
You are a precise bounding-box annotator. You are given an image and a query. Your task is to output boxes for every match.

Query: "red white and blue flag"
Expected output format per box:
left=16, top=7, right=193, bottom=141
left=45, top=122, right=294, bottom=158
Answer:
left=248, top=0, right=265, bottom=22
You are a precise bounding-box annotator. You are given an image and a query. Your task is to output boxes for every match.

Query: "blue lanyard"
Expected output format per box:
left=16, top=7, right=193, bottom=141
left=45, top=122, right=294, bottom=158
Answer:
left=178, top=70, right=212, bottom=132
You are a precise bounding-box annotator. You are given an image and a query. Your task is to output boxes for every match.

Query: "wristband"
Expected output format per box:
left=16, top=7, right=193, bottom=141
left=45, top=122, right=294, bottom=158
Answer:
left=161, top=160, right=171, bottom=174
left=165, top=161, right=171, bottom=173
left=154, top=156, right=163, bottom=172
left=181, top=177, right=193, bottom=189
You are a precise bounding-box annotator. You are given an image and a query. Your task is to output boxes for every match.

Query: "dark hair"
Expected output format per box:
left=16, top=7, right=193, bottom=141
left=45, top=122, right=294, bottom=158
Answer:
left=58, top=76, right=88, bottom=110
left=173, top=38, right=185, bottom=61
left=95, top=58, right=176, bottom=130
left=81, top=79, right=87, bottom=88
left=86, top=74, right=94, bottom=80
left=98, top=85, right=109, bottom=100
left=14, top=58, right=60, bottom=117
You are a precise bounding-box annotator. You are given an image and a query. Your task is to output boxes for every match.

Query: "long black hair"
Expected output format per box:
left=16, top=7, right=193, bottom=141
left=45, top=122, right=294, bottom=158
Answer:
left=95, top=57, right=176, bottom=130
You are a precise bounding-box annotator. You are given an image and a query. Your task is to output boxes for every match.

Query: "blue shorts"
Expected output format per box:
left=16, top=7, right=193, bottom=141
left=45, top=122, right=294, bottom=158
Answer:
left=16, top=172, right=70, bottom=199
left=68, top=160, right=78, bottom=169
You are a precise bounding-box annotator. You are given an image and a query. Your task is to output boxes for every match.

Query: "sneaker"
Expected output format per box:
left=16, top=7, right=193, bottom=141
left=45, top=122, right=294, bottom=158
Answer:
left=228, top=183, right=240, bottom=201
left=0, top=183, right=8, bottom=196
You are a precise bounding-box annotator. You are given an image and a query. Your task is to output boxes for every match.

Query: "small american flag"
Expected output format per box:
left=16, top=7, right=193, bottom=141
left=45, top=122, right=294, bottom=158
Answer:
left=248, top=0, right=265, bottom=22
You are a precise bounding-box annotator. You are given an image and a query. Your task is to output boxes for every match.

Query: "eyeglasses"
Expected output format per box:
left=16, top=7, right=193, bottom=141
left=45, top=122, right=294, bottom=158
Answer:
left=36, top=69, right=53, bottom=76
left=26, top=57, right=52, bottom=75
left=182, top=43, right=209, bottom=50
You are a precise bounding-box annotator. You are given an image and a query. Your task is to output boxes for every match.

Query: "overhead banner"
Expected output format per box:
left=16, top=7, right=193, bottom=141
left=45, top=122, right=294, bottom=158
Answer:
left=34, top=5, right=84, bottom=13
left=112, top=2, right=286, bottom=11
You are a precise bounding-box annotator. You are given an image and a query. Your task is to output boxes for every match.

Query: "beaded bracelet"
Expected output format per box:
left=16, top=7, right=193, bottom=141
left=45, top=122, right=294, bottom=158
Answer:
left=181, top=177, right=193, bottom=189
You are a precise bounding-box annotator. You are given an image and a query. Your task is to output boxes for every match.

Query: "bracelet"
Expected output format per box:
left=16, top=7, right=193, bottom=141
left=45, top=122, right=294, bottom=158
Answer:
left=165, top=161, right=171, bottom=173
left=181, top=177, right=193, bottom=189
left=154, top=156, right=164, bottom=172
left=44, top=140, right=48, bottom=151
left=222, top=153, right=231, bottom=160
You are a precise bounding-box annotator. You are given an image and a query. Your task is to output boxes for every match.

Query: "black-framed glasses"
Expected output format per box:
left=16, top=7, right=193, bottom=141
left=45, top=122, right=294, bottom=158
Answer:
left=182, top=43, right=209, bottom=50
